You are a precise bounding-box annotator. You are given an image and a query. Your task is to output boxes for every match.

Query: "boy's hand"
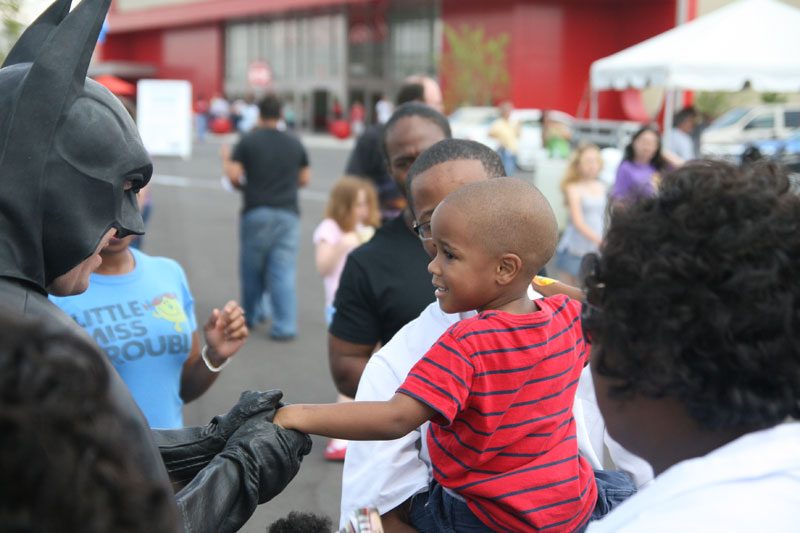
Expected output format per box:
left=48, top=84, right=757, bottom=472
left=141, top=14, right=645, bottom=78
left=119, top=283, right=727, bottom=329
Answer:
left=272, top=404, right=290, bottom=430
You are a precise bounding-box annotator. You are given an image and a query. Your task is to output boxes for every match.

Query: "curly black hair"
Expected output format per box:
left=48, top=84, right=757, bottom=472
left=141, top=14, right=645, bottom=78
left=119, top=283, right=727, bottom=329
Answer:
left=583, top=160, right=800, bottom=430
left=268, top=511, right=333, bottom=533
left=0, top=311, right=176, bottom=532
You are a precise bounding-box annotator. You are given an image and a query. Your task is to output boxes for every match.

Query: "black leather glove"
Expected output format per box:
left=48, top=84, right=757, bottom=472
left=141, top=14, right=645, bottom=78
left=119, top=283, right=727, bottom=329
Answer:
left=154, top=389, right=284, bottom=487
left=175, top=416, right=312, bottom=533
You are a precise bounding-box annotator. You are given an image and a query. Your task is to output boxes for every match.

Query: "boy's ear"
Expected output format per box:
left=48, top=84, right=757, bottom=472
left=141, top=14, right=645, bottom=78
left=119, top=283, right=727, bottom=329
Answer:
left=496, top=253, right=522, bottom=286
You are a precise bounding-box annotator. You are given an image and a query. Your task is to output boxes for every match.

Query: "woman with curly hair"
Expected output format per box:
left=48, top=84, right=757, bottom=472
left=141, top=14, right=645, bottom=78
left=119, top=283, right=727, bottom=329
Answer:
left=584, top=161, right=800, bottom=531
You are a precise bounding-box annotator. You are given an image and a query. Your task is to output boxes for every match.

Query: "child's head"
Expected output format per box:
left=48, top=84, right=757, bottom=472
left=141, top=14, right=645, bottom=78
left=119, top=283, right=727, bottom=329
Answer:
left=428, top=177, right=557, bottom=313
left=583, top=161, right=800, bottom=472
left=559, top=142, right=602, bottom=202
left=324, top=176, right=380, bottom=232
left=267, top=511, right=332, bottom=533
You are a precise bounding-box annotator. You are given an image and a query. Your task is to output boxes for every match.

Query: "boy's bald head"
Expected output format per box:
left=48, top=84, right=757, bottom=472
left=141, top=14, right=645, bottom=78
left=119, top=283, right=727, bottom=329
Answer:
left=440, top=178, right=558, bottom=278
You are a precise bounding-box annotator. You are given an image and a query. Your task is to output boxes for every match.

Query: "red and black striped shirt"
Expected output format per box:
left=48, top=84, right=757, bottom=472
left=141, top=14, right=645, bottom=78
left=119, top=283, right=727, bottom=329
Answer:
left=398, top=295, right=596, bottom=532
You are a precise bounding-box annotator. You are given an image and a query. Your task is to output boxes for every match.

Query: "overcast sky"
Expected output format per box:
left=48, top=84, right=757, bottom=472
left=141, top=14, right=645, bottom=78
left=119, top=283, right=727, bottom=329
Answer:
left=19, top=0, right=82, bottom=25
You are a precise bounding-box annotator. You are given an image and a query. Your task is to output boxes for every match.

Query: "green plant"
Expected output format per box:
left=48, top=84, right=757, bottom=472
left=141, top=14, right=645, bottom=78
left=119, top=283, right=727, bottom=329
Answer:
left=694, top=91, right=730, bottom=119
left=440, top=23, right=510, bottom=111
left=761, top=92, right=787, bottom=104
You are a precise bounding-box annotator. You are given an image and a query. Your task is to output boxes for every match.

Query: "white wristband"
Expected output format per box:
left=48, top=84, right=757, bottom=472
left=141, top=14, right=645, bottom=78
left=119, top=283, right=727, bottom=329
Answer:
left=202, top=345, right=230, bottom=373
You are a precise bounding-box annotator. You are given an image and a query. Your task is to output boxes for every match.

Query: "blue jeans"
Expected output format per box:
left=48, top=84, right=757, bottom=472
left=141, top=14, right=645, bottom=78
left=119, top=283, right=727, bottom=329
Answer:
left=239, top=206, right=300, bottom=337
left=498, top=147, right=517, bottom=176
left=409, top=470, right=636, bottom=532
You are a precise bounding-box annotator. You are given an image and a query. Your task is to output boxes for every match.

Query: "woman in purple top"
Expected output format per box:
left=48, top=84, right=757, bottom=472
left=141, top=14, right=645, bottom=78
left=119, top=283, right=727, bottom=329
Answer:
left=611, top=125, right=667, bottom=203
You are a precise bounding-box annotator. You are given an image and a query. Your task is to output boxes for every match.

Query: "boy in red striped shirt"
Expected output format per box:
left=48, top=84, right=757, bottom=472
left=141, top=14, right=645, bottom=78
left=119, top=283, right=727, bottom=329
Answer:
left=276, top=178, right=627, bottom=532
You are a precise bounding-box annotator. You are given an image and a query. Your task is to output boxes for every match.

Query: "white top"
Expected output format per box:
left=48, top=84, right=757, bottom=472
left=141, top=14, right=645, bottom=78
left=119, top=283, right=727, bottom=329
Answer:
left=664, top=128, right=695, bottom=161
left=588, top=422, right=800, bottom=532
left=339, top=299, right=653, bottom=527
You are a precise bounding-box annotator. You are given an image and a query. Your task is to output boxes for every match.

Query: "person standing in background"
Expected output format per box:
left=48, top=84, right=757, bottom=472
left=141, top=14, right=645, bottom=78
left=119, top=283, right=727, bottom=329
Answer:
left=349, top=100, right=366, bottom=137
left=611, top=125, right=668, bottom=205
left=223, top=94, right=311, bottom=340
left=375, top=94, right=393, bottom=125
left=665, top=106, right=697, bottom=161
left=193, top=93, right=209, bottom=141
left=488, top=101, right=520, bottom=175
left=313, top=176, right=381, bottom=460
left=541, top=110, right=573, bottom=160
left=556, top=143, right=607, bottom=287
left=344, top=76, right=444, bottom=221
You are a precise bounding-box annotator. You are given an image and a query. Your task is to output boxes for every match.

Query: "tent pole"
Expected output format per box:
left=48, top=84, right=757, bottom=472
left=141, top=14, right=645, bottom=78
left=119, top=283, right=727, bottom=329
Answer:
left=663, top=87, right=675, bottom=151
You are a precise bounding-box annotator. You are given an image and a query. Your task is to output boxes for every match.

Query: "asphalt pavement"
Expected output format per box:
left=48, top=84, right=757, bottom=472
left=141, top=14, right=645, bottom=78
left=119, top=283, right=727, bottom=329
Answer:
left=145, top=132, right=354, bottom=531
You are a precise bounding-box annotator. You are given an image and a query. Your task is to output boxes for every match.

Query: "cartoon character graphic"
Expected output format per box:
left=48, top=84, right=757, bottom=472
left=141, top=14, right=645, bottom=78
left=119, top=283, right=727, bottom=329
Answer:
left=147, top=293, right=188, bottom=332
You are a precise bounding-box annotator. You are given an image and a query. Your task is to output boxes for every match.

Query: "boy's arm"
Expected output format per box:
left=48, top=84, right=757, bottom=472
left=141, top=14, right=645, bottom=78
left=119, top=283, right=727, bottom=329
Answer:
left=274, top=393, right=435, bottom=441
left=532, top=276, right=584, bottom=301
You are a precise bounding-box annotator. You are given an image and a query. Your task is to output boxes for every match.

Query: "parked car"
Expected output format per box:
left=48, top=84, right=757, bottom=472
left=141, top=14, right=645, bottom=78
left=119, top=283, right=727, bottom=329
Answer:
left=448, top=106, right=499, bottom=143
left=448, top=106, right=574, bottom=172
left=700, top=104, right=800, bottom=147
left=748, top=130, right=800, bottom=173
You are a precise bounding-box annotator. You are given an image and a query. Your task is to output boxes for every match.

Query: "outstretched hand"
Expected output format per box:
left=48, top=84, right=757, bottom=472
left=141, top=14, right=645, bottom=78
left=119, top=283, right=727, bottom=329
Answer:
left=531, top=276, right=584, bottom=301
left=204, top=300, right=248, bottom=361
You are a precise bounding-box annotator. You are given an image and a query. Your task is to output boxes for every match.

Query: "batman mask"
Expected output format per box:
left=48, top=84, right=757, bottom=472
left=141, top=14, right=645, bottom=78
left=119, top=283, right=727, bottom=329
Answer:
left=0, top=0, right=152, bottom=292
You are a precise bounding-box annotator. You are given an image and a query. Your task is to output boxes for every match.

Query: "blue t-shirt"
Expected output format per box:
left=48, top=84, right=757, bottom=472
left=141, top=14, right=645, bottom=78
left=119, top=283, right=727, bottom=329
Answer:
left=51, top=248, right=197, bottom=428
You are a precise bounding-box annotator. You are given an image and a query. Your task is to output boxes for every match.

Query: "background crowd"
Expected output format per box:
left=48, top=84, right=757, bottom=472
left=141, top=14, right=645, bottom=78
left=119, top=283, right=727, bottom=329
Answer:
left=2, top=1, right=800, bottom=532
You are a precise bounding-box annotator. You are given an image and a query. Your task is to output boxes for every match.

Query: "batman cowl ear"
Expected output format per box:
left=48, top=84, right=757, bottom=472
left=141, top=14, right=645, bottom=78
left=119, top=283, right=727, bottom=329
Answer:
left=1, top=0, right=72, bottom=68
left=0, top=0, right=112, bottom=188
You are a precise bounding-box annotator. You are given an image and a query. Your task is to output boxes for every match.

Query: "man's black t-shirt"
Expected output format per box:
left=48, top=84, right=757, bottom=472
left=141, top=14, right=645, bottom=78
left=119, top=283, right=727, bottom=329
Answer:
left=233, top=128, right=309, bottom=214
left=330, top=214, right=434, bottom=347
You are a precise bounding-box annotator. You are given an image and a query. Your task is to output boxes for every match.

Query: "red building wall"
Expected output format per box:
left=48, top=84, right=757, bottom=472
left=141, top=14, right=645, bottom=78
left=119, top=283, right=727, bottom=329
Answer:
left=101, top=0, right=680, bottom=120
left=441, top=0, right=678, bottom=119
left=101, top=23, right=223, bottom=99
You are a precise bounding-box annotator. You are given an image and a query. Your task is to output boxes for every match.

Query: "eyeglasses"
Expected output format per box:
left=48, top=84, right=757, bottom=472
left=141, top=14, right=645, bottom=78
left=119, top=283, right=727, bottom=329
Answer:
left=413, top=220, right=432, bottom=241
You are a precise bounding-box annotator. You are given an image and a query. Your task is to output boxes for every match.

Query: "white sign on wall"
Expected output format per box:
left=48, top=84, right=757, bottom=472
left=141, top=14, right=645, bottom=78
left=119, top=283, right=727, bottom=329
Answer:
left=136, top=79, right=192, bottom=159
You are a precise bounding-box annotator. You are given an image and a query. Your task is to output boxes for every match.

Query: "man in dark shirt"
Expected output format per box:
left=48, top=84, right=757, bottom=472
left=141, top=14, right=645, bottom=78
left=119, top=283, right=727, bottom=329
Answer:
left=345, top=76, right=444, bottom=220
left=224, top=95, right=311, bottom=340
left=329, top=102, right=451, bottom=397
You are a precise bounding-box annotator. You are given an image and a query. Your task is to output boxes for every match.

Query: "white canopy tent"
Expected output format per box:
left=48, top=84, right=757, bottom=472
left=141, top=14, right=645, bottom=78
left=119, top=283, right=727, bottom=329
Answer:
left=589, top=0, right=800, bottom=146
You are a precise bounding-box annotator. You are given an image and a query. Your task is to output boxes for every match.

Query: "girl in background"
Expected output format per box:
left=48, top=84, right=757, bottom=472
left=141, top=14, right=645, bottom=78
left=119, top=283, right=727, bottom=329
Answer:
left=313, top=176, right=380, bottom=460
left=556, top=143, right=607, bottom=287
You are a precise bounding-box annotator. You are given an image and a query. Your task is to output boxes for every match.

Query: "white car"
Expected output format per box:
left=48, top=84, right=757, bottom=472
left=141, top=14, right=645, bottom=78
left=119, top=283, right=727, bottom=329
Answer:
left=701, top=104, right=800, bottom=147
left=448, top=107, right=574, bottom=172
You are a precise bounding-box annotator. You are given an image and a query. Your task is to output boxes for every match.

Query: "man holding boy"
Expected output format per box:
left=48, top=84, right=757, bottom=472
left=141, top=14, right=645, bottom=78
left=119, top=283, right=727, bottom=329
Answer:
left=338, top=139, right=647, bottom=531
left=277, top=178, right=632, bottom=531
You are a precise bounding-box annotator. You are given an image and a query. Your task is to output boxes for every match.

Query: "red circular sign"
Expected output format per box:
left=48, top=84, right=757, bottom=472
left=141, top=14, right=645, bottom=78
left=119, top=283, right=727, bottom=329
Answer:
left=247, top=61, right=272, bottom=87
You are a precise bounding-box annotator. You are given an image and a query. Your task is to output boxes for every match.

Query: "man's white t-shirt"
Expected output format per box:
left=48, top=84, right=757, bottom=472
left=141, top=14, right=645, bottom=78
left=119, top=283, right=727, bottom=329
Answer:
left=339, top=299, right=653, bottom=527
left=587, top=423, right=800, bottom=532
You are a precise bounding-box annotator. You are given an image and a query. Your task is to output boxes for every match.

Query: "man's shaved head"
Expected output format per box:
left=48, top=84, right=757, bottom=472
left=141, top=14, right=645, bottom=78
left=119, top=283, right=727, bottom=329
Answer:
left=438, top=178, right=558, bottom=278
